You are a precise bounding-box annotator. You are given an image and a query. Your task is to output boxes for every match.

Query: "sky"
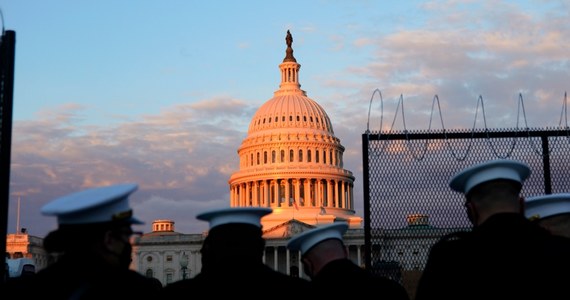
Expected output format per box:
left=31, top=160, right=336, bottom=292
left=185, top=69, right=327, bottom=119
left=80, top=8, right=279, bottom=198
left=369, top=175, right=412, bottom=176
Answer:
left=2, top=0, right=569, bottom=238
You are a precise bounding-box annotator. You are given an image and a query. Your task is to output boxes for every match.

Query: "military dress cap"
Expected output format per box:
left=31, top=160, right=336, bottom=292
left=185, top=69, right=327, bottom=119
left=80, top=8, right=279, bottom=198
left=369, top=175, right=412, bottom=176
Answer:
left=449, top=159, right=531, bottom=195
left=196, top=207, right=272, bottom=229
left=41, top=183, right=143, bottom=225
left=287, top=222, right=349, bottom=256
left=524, top=193, right=570, bottom=220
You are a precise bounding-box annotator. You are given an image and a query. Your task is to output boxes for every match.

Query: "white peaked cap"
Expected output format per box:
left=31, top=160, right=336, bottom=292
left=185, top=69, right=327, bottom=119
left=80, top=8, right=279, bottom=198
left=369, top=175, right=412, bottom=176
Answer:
left=449, top=159, right=531, bottom=195
left=41, top=183, right=143, bottom=225
left=196, top=207, right=273, bottom=229
left=287, top=222, right=349, bottom=256
left=525, top=193, right=570, bottom=220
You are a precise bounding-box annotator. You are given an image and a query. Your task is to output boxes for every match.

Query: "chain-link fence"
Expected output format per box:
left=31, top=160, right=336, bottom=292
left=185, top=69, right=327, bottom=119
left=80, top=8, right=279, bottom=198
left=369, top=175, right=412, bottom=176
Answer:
left=362, top=127, right=570, bottom=298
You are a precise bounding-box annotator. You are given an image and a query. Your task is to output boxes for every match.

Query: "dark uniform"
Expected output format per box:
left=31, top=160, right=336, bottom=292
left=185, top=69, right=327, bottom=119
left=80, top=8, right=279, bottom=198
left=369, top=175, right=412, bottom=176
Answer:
left=3, top=253, right=162, bottom=299
left=415, top=212, right=570, bottom=300
left=312, top=258, right=409, bottom=300
left=287, top=223, right=409, bottom=299
left=161, top=208, right=312, bottom=299
left=2, top=183, right=163, bottom=299
left=161, top=258, right=312, bottom=298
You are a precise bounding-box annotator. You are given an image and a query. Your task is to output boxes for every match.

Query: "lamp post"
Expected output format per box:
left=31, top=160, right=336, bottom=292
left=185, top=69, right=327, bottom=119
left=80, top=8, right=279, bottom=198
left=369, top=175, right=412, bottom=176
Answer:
left=180, top=252, right=188, bottom=279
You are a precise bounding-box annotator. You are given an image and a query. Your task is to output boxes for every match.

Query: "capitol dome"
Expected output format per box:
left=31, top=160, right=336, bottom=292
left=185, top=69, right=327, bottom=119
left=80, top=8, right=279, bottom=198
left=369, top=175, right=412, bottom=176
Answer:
left=247, top=87, right=334, bottom=135
left=228, top=30, right=362, bottom=233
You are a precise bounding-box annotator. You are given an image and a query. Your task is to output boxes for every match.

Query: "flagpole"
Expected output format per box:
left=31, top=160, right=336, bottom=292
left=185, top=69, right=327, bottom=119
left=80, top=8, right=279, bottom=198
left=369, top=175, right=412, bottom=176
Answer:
left=16, top=195, right=20, bottom=234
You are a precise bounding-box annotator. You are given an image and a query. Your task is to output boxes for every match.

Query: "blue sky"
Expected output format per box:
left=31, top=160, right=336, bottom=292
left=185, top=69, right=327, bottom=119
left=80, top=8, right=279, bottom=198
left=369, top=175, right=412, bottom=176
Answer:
left=2, top=0, right=569, bottom=237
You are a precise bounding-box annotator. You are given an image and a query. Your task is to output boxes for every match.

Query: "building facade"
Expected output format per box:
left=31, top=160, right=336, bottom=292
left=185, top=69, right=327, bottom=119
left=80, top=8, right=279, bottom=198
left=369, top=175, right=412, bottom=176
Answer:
left=131, top=219, right=367, bottom=285
left=5, top=230, right=49, bottom=274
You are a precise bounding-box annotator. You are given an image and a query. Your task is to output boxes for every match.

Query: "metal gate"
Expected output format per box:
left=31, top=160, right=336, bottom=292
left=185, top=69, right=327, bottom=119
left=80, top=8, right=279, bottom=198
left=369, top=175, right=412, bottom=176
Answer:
left=362, top=127, right=570, bottom=298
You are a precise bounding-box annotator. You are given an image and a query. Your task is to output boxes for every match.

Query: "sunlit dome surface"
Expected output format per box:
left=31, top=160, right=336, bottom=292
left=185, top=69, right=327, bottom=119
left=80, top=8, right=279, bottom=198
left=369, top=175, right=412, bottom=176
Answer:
left=247, top=94, right=334, bottom=135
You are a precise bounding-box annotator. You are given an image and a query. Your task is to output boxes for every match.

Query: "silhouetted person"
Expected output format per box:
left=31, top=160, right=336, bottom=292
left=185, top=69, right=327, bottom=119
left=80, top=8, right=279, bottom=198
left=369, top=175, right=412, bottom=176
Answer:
left=287, top=223, right=410, bottom=300
left=161, top=207, right=312, bottom=298
left=525, top=193, right=570, bottom=238
left=415, top=159, right=570, bottom=300
left=2, top=183, right=162, bottom=299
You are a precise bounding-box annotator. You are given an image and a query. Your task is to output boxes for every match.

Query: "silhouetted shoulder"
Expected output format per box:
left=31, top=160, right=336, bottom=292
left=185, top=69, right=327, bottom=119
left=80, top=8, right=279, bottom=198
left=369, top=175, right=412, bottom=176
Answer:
left=161, top=278, right=197, bottom=296
left=373, top=275, right=410, bottom=300
left=543, top=234, right=570, bottom=257
left=438, top=230, right=472, bottom=243
left=426, top=230, right=475, bottom=257
left=160, top=268, right=312, bottom=298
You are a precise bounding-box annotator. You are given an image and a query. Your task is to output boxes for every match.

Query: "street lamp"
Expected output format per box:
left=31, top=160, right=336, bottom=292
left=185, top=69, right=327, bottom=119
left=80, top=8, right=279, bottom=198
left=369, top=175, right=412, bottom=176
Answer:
left=180, top=252, right=189, bottom=279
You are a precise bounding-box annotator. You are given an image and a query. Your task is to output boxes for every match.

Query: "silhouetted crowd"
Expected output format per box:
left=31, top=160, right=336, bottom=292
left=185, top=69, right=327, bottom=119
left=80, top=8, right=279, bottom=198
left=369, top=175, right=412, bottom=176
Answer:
left=3, top=158, right=570, bottom=300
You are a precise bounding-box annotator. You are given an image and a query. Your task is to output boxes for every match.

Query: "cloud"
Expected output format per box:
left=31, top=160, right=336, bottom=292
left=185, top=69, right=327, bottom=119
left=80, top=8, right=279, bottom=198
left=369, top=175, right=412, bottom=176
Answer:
left=9, top=96, right=253, bottom=236
left=329, top=1, right=570, bottom=133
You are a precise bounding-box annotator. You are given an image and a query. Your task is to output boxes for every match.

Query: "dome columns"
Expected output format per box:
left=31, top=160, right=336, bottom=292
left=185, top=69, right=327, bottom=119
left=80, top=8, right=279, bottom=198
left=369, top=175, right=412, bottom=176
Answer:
left=230, top=177, right=354, bottom=211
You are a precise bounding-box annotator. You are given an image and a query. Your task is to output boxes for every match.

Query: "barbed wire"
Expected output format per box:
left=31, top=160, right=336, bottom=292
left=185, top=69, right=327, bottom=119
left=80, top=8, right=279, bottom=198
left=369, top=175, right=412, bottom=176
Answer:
left=366, top=91, right=569, bottom=161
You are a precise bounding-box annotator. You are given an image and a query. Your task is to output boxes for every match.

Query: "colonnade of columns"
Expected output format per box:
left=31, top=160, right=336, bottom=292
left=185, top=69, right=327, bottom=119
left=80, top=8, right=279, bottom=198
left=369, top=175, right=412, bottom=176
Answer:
left=230, top=177, right=354, bottom=210
left=281, top=62, right=299, bottom=84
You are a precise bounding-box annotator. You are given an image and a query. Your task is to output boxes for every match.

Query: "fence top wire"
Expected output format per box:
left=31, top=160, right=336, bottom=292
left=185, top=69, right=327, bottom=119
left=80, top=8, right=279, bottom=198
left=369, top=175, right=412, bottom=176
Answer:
left=365, top=90, right=570, bottom=161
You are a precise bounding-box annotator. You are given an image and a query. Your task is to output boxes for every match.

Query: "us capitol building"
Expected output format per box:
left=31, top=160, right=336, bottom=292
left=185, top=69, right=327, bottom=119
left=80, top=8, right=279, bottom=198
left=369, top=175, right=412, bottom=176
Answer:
left=128, top=31, right=448, bottom=289
left=130, top=30, right=366, bottom=284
